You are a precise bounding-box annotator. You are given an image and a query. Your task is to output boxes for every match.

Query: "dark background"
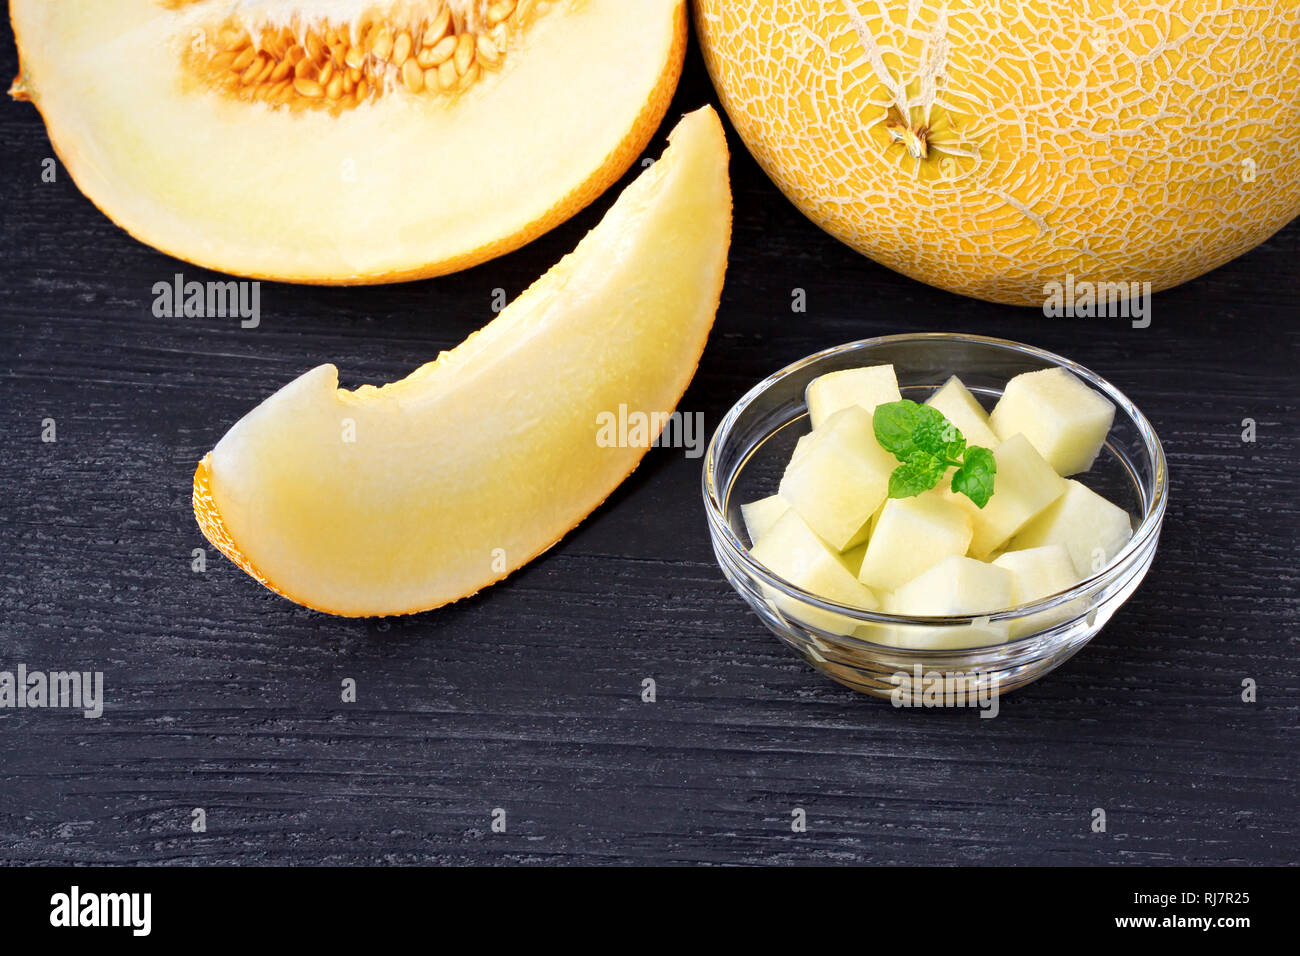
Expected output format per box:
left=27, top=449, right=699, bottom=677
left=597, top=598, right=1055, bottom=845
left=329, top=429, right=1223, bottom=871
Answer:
left=1, top=23, right=1296, bottom=866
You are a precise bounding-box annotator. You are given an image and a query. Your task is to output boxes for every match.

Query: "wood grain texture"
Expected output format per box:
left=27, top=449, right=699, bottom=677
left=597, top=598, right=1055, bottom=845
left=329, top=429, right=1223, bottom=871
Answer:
left=0, top=28, right=1296, bottom=866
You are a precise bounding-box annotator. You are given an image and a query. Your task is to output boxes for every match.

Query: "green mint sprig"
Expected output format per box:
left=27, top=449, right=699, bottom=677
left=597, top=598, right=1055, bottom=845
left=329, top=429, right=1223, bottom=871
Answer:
left=872, top=400, right=996, bottom=508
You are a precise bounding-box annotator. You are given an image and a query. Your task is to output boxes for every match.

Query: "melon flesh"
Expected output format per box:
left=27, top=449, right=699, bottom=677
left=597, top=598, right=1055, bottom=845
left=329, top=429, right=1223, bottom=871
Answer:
left=740, top=494, right=788, bottom=544
left=968, top=434, right=1068, bottom=559
left=805, top=365, right=901, bottom=430
left=926, top=376, right=999, bottom=451
left=990, top=369, right=1115, bottom=476
left=791, top=432, right=816, bottom=461
left=857, top=496, right=972, bottom=593
left=779, top=405, right=895, bottom=551
left=992, top=545, right=1080, bottom=637
left=192, top=107, right=730, bottom=615
left=1012, top=479, right=1133, bottom=577
left=751, top=510, right=878, bottom=636
left=9, top=0, right=687, bottom=282
left=886, top=556, right=1013, bottom=649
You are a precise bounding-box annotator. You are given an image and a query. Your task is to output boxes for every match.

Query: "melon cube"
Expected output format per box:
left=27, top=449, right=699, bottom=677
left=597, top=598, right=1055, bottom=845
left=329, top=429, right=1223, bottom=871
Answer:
left=968, top=434, right=1069, bottom=559
left=857, top=496, right=973, bottom=592
left=779, top=405, right=896, bottom=551
left=751, top=510, right=878, bottom=635
left=1011, top=478, right=1133, bottom=576
left=885, top=556, right=1014, bottom=648
left=989, top=368, right=1115, bottom=475
left=925, top=375, right=1000, bottom=451
left=740, top=494, right=789, bottom=544
left=805, top=364, right=901, bottom=429
left=791, top=431, right=816, bottom=462
left=992, top=545, right=1080, bottom=636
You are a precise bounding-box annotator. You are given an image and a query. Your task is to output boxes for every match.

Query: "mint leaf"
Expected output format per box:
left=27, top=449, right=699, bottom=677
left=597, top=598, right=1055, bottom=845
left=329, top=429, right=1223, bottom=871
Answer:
left=951, top=446, right=996, bottom=509
left=873, top=397, right=996, bottom=508
left=888, top=454, right=947, bottom=498
left=872, top=400, right=928, bottom=459
left=913, top=412, right=966, bottom=464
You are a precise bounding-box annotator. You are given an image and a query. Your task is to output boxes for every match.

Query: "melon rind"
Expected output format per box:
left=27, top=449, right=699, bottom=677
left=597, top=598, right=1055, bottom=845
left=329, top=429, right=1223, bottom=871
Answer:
left=694, top=1, right=1300, bottom=305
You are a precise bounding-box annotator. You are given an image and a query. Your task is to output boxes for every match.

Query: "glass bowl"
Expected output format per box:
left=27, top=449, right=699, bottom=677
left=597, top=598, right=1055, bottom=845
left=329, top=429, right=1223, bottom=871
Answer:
left=702, top=333, right=1168, bottom=703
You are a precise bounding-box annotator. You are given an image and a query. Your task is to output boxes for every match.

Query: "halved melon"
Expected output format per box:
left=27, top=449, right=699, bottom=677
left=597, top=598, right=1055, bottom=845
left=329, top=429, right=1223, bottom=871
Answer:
left=9, top=0, right=686, bottom=282
left=193, top=107, right=731, bottom=616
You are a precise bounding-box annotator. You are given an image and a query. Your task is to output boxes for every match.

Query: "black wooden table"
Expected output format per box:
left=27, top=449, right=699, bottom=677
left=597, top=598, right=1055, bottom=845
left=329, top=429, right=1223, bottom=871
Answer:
left=1, top=28, right=1296, bottom=867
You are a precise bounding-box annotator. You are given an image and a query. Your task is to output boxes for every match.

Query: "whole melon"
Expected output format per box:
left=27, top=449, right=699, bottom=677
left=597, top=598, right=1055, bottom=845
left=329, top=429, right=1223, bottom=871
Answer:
left=694, top=1, right=1300, bottom=305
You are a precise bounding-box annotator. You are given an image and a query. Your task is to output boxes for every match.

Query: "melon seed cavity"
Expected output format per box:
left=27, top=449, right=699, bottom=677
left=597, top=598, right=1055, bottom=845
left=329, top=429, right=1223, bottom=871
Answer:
left=184, top=0, right=537, bottom=111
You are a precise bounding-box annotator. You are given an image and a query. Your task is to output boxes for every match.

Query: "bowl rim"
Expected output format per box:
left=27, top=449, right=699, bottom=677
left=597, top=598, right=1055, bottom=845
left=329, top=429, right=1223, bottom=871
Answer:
left=702, top=332, right=1169, bottom=643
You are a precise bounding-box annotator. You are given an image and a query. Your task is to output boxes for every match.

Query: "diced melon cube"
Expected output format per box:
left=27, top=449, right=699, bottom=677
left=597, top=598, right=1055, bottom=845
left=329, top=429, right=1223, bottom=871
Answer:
left=992, top=545, right=1080, bottom=636
left=885, top=555, right=1014, bottom=648
left=968, top=434, right=1068, bottom=559
left=1011, top=478, right=1133, bottom=577
left=925, top=375, right=1000, bottom=451
left=805, top=364, right=901, bottom=429
left=989, top=367, right=1115, bottom=475
left=740, top=494, right=788, bottom=544
left=779, top=405, right=896, bottom=551
left=751, top=510, right=878, bottom=635
left=858, top=496, right=973, bottom=592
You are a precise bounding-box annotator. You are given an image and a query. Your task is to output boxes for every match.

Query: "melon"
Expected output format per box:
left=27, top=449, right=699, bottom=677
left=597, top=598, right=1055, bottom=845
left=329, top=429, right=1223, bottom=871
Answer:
left=990, top=368, right=1115, bottom=476
left=857, top=495, right=973, bottom=593
left=967, top=434, right=1067, bottom=559
left=694, top=1, right=1300, bottom=305
left=805, top=364, right=901, bottom=430
left=9, top=0, right=687, bottom=283
left=740, top=494, right=789, bottom=544
left=992, top=545, right=1080, bottom=636
left=751, top=510, right=879, bottom=637
left=1011, top=478, right=1133, bottom=577
left=192, top=107, right=730, bottom=616
left=926, top=376, right=999, bottom=453
left=886, top=556, right=1013, bottom=649
left=778, top=405, right=896, bottom=551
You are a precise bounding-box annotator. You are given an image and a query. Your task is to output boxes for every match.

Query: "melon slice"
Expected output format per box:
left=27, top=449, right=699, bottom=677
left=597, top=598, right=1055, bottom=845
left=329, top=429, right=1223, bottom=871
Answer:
left=9, top=0, right=687, bottom=283
left=192, top=107, right=730, bottom=615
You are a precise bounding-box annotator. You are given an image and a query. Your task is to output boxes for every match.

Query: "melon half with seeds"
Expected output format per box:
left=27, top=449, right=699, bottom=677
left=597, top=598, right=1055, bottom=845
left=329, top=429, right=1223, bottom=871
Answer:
left=9, top=0, right=687, bottom=282
left=695, top=1, right=1300, bottom=305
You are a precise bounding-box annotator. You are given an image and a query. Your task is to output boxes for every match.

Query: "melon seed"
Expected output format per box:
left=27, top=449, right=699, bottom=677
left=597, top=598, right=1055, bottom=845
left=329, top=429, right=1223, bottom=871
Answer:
left=188, top=0, right=529, bottom=111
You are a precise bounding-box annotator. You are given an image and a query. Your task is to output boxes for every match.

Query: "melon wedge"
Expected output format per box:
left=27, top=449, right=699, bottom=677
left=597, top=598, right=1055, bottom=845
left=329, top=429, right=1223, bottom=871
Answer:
left=9, top=0, right=687, bottom=283
left=192, top=107, right=730, bottom=615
